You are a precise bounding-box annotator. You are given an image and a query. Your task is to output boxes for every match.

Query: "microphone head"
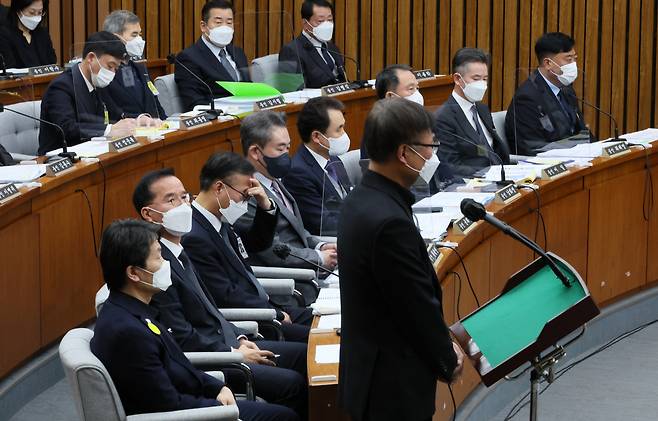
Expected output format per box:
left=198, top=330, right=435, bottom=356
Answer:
left=166, top=54, right=176, bottom=64
left=460, top=198, right=486, bottom=222
left=272, top=244, right=291, bottom=259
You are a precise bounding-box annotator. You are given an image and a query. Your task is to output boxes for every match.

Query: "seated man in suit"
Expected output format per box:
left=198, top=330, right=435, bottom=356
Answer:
left=435, top=48, right=510, bottom=177
left=183, top=152, right=313, bottom=343
left=236, top=111, right=338, bottom=272
left=174, top=0, right=250, bottom=111
left=283, top=96, right=352, bottom=236
left=278, top=0, right=345, bottom=89
left=504, top=32, right=586, bottom=155
left=38, top=31, right=136, bottom=155
left=133, top=168, right=308, bottom=419
left=91, top=219, right=297, bottom=421
left=103, top=10, right=166, bottom=120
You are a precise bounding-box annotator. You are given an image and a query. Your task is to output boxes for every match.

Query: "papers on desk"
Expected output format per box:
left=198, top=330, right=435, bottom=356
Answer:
left=413, top=191, right=494, bottom=210
left=482, top=165, right=548, bottom=182
left=537, top=142, right=615, bottom=159
left=314, top=344, right=340, bottom=364
left=282, top=89, right=322, bottom=103
left=6, top=68, right=29, bottom=75
left=622, top=128, right=658, bottom=146
left=310, top=287, right=341, bottom=315
left=0, top=164, right=46, bottom=183
left=414, top=208, right=462, bottom=240
left=46, top=141, right=109, bottom=158
left=316, top=314, right=342, bottom=330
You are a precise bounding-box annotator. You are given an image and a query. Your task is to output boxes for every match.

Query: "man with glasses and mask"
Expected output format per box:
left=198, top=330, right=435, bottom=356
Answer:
left=434, top=48, right=510, bottom=177
left=174, top=0, right=250, bottom=111
left=505, top=32, right=586, bottom=155
left=337, top=98, right=464, bottom=421
left=183, top=152, right=314, bottom=343
left=38, top=31, right=137, bottom=155
left=278, top=0, right=345, bottom=89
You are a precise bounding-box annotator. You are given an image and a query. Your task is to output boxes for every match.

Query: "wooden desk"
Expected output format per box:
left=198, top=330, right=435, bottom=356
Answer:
left=0, top=76, right=453, bottom=380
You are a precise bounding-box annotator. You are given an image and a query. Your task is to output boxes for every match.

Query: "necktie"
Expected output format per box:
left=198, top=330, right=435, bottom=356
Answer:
left=325, top=157, right=346, bottom=196
left=219, top=49, right=239, bottom=81
left=558, top=90, right=576, bottom=128
left=470, top=104, right=489, bottom=146
left=219, top=223, right=269, bottom=300
left=271, top=180, right=292, bottom=212
left=320, top=44, right=336, bottom=72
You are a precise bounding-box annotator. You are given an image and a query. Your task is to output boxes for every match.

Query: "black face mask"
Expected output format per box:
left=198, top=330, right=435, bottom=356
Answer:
left=261, top=150, right=292, bottom=179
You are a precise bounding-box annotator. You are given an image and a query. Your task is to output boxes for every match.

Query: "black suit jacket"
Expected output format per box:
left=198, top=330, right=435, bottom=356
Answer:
left=0, top=144, right=12, bottom=166
left=90, top=290, right=225, bottom=415
left=174, top=38, right=251, bottom=111
left=283, top=146, right=351, bottom=236
left=0, top=22, right=57, bottom=68
left=337, top=170, right=458, bottom=421
left=105, top=60, right=167, bottom=119
left=278, top=35, right=345, bottom=89
left=435, top=95, right=510, bottom=176
left=38, top=65, right=122, bottom=155
left=504, top=69, right=586, bottom=155
left=151, top=242, right=246, bottom=353
left=182, top=205, right=285, bottom=319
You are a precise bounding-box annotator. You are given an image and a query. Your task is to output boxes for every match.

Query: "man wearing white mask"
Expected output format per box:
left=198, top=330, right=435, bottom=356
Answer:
left=505, top=32, right=586, bottom=155
left=103, top=10, right=166, bottom=120
left=174, top=0, right=250, bottom=111
left=278, top=0, right=346, bottom=89
left=434, top=48, right=510, bottom=177
left=38, top=31, right=137, bottom=155
left=283, top=96, right=353, bottom=236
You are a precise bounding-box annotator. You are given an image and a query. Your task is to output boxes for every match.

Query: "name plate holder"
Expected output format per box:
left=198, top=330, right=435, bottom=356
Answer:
left=109, top=135, right=139, bottom=153
left=45, top=157, right=75, bottom=177
left=540, top=162, right=569, bottom=180
left=453, top=216, right=477, bottom=236
left=426, top=243, right=443, bottom=268
left=180, top=114, right=211, bottom=130
left=0, top=183, right=20, bottom=204
left=254, top=96, right=286, bottom=111
left=494, top=184, right=521, bottom=205
left=413, top=69, right=435, bottom=81
left=28, top=64, right=62, bottom=76
left=321, top=82, right=354, bottom=96
left=601, top=141, right=631, bottom=158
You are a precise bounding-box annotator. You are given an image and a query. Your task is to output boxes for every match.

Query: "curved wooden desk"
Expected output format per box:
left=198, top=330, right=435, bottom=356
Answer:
left=0, top=76, right=453, bottom=380
left=306, top=142, right=658, bottom=421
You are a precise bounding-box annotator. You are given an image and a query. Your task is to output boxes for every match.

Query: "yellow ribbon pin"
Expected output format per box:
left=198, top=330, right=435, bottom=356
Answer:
left=145, top=318, right=161, bottom=335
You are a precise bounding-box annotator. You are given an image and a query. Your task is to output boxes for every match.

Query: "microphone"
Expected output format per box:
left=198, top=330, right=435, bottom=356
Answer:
left=433, top=123, right=513, bottom=186
left=167, top=53, right=221, bottom=120
left=272, top=244, right=339, bottom=277
left=0, top=102, right=77, bottom=161
left=303, top=44, right=368, bottom=89
left=460, top=198, right=571, bottom=288
left=567, top=92, right=626, bottom=143
left=0, top=53, right=11, bottom=80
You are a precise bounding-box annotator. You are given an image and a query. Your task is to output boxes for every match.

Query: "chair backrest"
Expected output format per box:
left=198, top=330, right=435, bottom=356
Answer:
left=339, top=149, right=363, bottom=186
left=95, top=284, right=110, bottom=316
left=491, top=110, right=507, bottom=145
left=59, top=328, right=127, bottom=421
left=0, top=100, right=41, bottom=156
left=154, top=74, right=184, bottom=115
left=250, top=54, right=280, bottom=84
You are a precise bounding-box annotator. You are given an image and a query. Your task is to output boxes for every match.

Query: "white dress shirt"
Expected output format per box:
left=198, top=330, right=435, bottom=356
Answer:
left=304, top=145, right=346, bottom=198
left=201, top=36, right=241, bottom=81
left=451, top=91, right=494, bottom=148
left=539, top=70, right=561, bottom=98
left=302, top=30, right=336, bottom=68
left=160, top=237, right=184, bottom=268
left=78, top=63, right=112, bottom=136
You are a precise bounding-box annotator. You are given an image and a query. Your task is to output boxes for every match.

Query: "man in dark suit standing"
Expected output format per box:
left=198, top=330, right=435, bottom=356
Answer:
left=38, top=31, right=137, bottom=155
left=435, top=48, right=510, bottom=177
left=236, top=111, right=338, bottom=272
left=278, top=0, right=345, bottom=89
left=103, top=10, right=167, bottom=119
left=338, top=98, right=463, bottom=421
left=283, top=96, right=352, bottom=236
left=183, top=152, right=313, bottom=343
left=505, top=32, right=586, bottom=155
left=174, top=0, right=251, bottom=111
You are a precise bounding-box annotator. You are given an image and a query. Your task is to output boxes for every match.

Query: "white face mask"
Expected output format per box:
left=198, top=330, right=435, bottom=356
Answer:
left=137, top=260, right=172, bottom=291
left=319, top=132, right=350, bottom=156
left=19, top=13, right=41, bottom=31
left=217, top=188, right=249, bottom=225
left=90, top=57, right=116, bottom=88
left=458, top=75, right=487, bottom=103
left=549, top=60, right=578, bottom=86
left=405, top=90, right=425, bottom=106
left=308, top=20, right=334, bottom=42
left=405, top=146, right=440, bottom=184
left=208, top=25, right=234, bottom=47
left=147, top=202, right=193, bottom=237
left=125, top=36, right=145, bottom=58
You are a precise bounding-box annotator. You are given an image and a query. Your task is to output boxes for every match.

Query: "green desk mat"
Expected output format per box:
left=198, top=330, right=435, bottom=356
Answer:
left=461, top=264, right=585, bottom=369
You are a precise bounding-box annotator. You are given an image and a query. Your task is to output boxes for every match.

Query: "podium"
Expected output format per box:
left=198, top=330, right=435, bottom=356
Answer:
left=450, top=253, right=600, bottom=420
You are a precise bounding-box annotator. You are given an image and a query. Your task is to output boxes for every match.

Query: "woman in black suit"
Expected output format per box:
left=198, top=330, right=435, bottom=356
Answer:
left=0, top=0, right=57, bottom=68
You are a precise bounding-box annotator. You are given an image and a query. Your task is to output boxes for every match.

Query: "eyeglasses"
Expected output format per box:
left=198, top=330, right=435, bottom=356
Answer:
left=225, top=183, right=250, bottom=201
left=409, top=142, right=440, bottom=154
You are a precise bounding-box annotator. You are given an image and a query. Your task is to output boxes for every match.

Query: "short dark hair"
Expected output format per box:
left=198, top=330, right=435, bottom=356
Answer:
left=202, top=0, right=234, bottom=22
left=199, top=152, right=255, bottom=191
left=534, top=32, right=575, bottom=62
left=297, top=96, right=345, bottom=143
left=100, top=219, right=159, bottom=291
left=364, top=98, right=434, bottom=162
left=82, top=31, right=126, bottom=60
left=132, top=168, right=176, bottom=215
left=240, top=111, right=288, bottom=154
left=375, top=64, right=413, bottom=99
left=9, top=0, right=48, bottom=27
left=452, top=47, right=490, bottom=74
left=301, top=0, right=334, bottom=20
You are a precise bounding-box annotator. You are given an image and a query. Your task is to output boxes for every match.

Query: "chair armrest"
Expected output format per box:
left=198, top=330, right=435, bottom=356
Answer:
left=220, top=308, right=277, bottom=321
left=185, top=352, right=244, bottom=366
left=204, top=371, right=225, bottom=382
left=315, top=235, right=337, bottom=243
left=252, top=266, right=317, bottom=280
left=258, top=278, right=295, bottom=296
left=10, top=153, right=38, bottom=162
left=230, top=320, right=259, bottom=336
left=127, top=405, right=239, bottom=421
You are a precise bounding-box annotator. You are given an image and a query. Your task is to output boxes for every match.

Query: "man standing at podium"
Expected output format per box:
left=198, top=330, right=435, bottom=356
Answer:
left=338, top=98, right=463, bottom=421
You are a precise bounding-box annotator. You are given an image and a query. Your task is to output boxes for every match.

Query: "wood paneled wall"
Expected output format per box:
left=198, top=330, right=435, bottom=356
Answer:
left=1, top=0, right=654, bottom=139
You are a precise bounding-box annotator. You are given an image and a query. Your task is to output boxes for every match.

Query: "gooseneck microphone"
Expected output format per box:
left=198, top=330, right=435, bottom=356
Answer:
left=460, top=198, right=571, bottom=288
left=566, top=91, right=626, bottom=143
left=167, top=53, right=222, bottom=120
left=272, top=244, right=339, bottom=277
left=303, top=44, right=368, bottom=89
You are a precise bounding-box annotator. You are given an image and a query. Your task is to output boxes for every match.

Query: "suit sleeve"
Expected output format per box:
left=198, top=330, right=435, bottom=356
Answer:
left=243, top=204, right=278, bottom=252
left=0, top=143, right=13, bottom=166
left=371, top=217, right=458, bottom=381
left=504, top=92, right=551, bottom=155
left=283, top=167, right=325, bottom=235
left=174, top=50, right=212, bottom=111
left=41, top=79, right=104, bottom=142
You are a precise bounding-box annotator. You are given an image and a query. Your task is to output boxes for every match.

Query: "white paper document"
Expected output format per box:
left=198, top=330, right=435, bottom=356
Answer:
left=317, top=314, right=342, bottom=330
left=0, top=164, right=46, bottom=183
left=46, top=141, right=109, bottom=158
left=481, top=165, right=549, bottom=182
left=414, top=208, right=462, bottom=240
left=537, top=142, right=623, bottom=159
left=412, top=192, right=494, bottom=210
left=315, top=344, right=340, bottom=364
left=621, top=128, right=658, bottom=146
